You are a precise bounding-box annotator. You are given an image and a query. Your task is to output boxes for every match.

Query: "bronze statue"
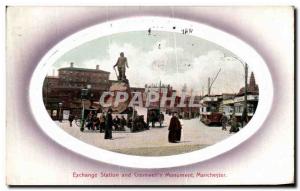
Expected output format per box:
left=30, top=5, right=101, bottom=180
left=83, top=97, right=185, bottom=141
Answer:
left=113, top=52, right=129, bottom=82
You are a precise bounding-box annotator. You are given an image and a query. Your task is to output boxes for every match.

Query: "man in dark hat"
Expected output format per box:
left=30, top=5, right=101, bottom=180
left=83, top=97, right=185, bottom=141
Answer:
left=99, top=113, right=105, bottom=133
left=113, top=115, right=121, bottom=131
left=68, top=113, right=74, bottom=127
left=120, top=115, right=126, bottom=131
left=104, top=108, right=113, bottom=139
left=159, top=112, right=164, bottom=128
left=220, top=112, right=228, bottom=131
left=229, top=113, right=239, bottom=133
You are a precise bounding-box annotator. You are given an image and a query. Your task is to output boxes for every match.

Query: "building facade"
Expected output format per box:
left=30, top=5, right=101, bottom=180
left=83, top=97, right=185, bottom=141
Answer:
left=43, top=63, right=111, bottom=120
left=200, top=72, right=259, bottom=125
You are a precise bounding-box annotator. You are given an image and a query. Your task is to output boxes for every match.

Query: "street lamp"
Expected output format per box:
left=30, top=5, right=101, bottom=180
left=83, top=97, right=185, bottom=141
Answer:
left=87, top=84, right=92, bottom=104
left=80, top=84, right=92, bottom=131
left=58, top=102, right=63, bottom=122
left=225, top=56, right=248, bottom=127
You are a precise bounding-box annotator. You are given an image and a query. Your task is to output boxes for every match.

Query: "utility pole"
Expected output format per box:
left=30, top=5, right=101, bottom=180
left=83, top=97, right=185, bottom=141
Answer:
left=243, top=63, right=248, bottom=127
left=158, top=81, right=161, bottom=113
left=189, top=88, right=193, bottom=119
left=208, top=77, right=211, bottom=96
left=224, top=55, right=248, bottom=127
left=158, top=80, right=162, bottom=127
left=208, top=68, right=221, bottom=96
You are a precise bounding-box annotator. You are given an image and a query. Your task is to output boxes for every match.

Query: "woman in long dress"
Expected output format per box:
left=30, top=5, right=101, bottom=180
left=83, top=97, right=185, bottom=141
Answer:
left=168, top=113, right=182, bottom=143
left=104, top=109, right=113, bottom=139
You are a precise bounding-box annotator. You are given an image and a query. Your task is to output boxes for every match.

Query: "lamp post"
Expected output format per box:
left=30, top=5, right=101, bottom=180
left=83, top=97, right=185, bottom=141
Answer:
left=225, top=56, right=248, bottom=127
left=80, top=84, right=92, bottom=131
left=158, top=81, right=162, bottom=127
left=87, top=84, right=92, bottom=106
left=80, top=88, right=88, bottom=131
left=58, top=102, right=63, bottom=122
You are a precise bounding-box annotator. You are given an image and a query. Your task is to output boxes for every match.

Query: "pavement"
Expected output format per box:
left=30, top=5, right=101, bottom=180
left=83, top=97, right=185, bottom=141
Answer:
left=56, top=113, right=232, bottom=156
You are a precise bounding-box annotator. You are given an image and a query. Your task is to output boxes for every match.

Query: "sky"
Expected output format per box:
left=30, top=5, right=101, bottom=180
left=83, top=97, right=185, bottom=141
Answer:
left=50, top=31, right=253, bottom=95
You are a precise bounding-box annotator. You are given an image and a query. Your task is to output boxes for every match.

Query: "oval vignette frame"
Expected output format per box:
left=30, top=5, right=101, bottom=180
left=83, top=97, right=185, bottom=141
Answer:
left=29, top=16, right=273, bottom=169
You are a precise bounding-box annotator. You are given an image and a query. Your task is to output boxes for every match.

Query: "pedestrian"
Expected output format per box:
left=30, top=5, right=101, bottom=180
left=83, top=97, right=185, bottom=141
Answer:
left=92, top=115, right=100, bottom=131
left=150, top=111, right=155, bottom=128
left=140, top=115, right=149, bottom=130
left=99, top=113, right=105, bottom=133
left=86, top=111, right=94, bottom=130
left=120, top=115, right=126, bottom=131
left=177, top=114, right=184, bottom=141
left=147, top=111, right=150, bottom=128
left=229, top=114, right=239, bottom=133
left=113, top=115, right=120, bottom=131
left=241, top=108, right=248, bottom=128
left=68, top=113, right=74, bottom=127
left=104, top=109, right=113, bottom=139
left=220, top=112, right=228, bottom=131
left=127, top=118, right=133, bottom=131
left=168, top=113, right=182, bottom=143
left=159, top=112, right=164, bottom=127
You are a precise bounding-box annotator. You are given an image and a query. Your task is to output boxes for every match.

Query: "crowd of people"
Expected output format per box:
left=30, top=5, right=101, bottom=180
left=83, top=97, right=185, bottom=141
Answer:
left=67, top=109, right=160, bottom=140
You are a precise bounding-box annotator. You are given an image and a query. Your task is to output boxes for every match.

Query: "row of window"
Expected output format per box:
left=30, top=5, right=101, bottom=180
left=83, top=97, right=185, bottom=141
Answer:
left=58, top=82, right=108, bottom=88
left=60, top=76, right=108, bottom=83
left=234, top=105, right=255, bottom=113
left=201, top=104, right=256, bottom=113
left=60, top=71, right=109, bottom=78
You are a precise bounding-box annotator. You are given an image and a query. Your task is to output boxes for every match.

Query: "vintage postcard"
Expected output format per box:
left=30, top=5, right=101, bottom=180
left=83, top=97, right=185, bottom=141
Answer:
left=6, top=6, right=294, bottom=185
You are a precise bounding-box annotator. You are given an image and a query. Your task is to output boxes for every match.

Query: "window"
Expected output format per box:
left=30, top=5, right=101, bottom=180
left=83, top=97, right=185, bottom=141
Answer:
left=248, top=104, right=255, bottom=113
left=52, top=110, right=57, bottom=116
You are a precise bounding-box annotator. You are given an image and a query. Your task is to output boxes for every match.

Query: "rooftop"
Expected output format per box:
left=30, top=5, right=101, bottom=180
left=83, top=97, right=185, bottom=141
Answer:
left=46, top=76, right=59, bottom=79
left=58, top=62, right=110, bottom=74
left=58, top=67, right=110, bottom=74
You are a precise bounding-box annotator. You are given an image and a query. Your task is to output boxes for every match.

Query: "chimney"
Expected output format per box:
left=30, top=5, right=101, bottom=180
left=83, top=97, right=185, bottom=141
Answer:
left=96, top=65, right=99, bottom=70
left=70, top=62, right=74, bottom=68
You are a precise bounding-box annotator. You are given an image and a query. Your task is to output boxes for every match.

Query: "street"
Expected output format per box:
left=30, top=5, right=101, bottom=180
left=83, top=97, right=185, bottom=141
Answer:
left=56, top=114, right=232, bottom=156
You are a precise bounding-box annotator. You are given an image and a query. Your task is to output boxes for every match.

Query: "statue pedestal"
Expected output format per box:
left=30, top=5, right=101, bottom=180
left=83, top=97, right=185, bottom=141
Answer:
left=107, top=81, right=132, bottom=114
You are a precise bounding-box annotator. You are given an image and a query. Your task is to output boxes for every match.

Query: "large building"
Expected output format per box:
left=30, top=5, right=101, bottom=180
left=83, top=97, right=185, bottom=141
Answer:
left=57, top=62, right=110, bottom=90
left=43, top=63, right=111, bottom=120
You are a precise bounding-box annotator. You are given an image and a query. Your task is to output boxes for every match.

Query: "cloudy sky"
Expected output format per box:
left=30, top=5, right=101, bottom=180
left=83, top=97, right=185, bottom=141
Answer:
left=50, top=31, right=252, bottom=95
